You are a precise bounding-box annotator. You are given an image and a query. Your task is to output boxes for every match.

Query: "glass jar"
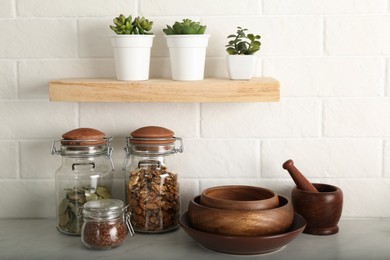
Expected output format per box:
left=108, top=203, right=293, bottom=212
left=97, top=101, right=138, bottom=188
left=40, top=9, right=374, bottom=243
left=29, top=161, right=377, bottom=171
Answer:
left=81, top=199, right=134, bottom=250
left=51, top=128, right=114, bottom=235
left=123, top=126, right=183, bottom=233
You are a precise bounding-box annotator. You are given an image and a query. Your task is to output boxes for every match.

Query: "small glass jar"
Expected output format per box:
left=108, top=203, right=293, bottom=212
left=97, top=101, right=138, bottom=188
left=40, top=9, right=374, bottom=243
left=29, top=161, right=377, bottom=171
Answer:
left=123, top=126, right=183, bottom=233
left=51, top=128, right=114, bottom=235
left=81, top=199, right=134, bottom=250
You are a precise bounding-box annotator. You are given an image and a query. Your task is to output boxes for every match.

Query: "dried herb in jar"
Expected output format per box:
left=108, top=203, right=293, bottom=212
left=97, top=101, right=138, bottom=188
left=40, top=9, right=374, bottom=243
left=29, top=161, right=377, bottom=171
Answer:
left=58, top=185, right=111, bottom=234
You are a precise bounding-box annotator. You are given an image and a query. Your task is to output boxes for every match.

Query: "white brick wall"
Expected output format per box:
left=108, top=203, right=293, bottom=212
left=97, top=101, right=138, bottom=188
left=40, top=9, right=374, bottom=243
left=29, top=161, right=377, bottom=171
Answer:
left=16, top=0, right=136, bottom=17
left=0, top=0, right=389, bottom=218
left=0, top=0, right=15, bottom=17
left=18, top=60, right=115, bottom=99
left=261, top=139, right=382, bottom=178
left=0, top=101, right=78, bottom=139
left=201, top=100, right=321, bottom=137
left=0, top=20, right=78, bottom=58
left=0, top=141, right=18, bottom=179
left=263, top=57, right=385, bottom=97
left=325, top=15, right=390, bottom=55
left=140, top=0, right=262, bottom=16
left=262, top=0, right=387, bottom=14
left=0, top=62, right=17, bottom=99
left=324, top=99, right=390, bottom=137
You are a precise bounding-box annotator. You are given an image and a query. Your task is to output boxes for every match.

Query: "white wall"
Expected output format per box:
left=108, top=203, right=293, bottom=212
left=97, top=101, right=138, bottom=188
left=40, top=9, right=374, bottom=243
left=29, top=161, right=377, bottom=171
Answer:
left=1, top=0, right=390, bottom=218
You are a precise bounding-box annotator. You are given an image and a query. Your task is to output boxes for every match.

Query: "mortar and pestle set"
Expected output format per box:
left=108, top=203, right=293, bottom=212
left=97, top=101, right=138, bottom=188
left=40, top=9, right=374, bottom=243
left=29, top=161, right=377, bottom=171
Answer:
left=283, top=159, right=343, bottom=235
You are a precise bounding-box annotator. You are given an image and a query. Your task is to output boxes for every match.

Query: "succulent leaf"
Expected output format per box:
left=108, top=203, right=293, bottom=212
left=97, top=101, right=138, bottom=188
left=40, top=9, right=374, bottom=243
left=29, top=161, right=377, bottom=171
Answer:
left=113, top=18, right=121, bottom=27
left=226, top=47, right=237, bottom=55
left=237, top=41, right=248, bottom=52
left=197, top=25, right=207, bottom=34
left=163, top=25, right=175, bottom=35
left=109, top=14, right=153, bottom=35
left=119, top=14, right=126, bottom=23
left=225, top=27, right=261, bottom=55
left=172, top=22, right=183, bottom=34
left=163, top=19, right=206, bottom=35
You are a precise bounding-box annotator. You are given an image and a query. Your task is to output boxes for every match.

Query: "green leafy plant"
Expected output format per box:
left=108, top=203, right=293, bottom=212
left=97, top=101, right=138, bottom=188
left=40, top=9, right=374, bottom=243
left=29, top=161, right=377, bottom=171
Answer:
left=225, top=27, right=261, bottom=55
left=163, top=19, right=206, bottom=35
left=110, top=14, right=153, bottom=35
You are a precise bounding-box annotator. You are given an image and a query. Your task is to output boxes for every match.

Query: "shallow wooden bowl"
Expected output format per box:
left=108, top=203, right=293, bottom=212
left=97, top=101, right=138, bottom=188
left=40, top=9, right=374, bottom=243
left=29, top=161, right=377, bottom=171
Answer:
left=188, top=195, right=294, bottom=237
left=180, top=212, right=306, bottom=255
left=200, top=185, right=279, bottom=211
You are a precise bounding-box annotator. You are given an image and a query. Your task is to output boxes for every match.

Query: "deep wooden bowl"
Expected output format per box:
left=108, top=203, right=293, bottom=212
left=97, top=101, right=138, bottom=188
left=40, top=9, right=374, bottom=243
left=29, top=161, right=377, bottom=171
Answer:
left=200, top=185, right=279, bottom=211
left=291, top=183, right=343, bottom=235
left=188, top=195, right=294, bottom=237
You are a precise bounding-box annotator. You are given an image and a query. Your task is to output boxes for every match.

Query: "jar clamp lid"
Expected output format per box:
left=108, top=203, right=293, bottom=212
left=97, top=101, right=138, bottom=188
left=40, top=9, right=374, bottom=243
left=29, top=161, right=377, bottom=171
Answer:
left=51, top=128, right=114, bottom=169
left=124, top=126, right=183, bottom=157
left=82, top=199, right=124, bottom=219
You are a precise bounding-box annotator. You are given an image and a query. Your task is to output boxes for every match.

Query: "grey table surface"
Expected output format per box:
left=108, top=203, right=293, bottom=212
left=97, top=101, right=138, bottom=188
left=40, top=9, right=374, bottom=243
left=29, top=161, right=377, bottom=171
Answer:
left=0, top=218, right=389, bottom=260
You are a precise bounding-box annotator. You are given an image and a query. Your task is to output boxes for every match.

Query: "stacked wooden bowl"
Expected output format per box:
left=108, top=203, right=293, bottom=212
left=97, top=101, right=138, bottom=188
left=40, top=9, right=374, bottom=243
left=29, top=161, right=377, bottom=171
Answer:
left=180, top=185, right=306, bottom=255
left=189, top=185, right=293, bottom=236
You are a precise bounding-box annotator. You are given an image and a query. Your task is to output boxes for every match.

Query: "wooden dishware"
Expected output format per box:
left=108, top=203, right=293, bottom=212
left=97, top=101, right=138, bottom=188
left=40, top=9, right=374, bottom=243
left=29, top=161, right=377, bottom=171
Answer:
left=291, top=183, right=343, bottom=235
left=179, top=211, right=306, bottom=255
left=200, top=185, right=279, bottom=211
left=188, top=195, right=294, bottom=237
left=283, top=159, right=318, bottom=192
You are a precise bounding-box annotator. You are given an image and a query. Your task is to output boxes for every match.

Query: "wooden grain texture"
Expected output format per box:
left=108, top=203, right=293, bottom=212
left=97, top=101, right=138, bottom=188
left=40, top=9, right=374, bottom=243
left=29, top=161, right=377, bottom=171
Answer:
left=48, top=78, right=280, bottom=102
left=291, top=183, right=343, bottom=236
left=188, top=195, right=293, bottom=236
left=283, top=159, right=319, bottom=192
left=200, top=185, right=279, bottom=211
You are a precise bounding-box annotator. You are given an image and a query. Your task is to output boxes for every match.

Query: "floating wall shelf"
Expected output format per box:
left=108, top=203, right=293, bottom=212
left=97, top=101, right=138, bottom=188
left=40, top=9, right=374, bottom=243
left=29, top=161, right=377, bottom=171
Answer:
left=48, top=78, right=279, bottom=103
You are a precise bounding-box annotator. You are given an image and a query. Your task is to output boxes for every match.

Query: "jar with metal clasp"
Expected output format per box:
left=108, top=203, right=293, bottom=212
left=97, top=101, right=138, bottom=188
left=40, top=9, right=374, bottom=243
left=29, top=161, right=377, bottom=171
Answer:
left=81, top=199, right=134, bottom=249
left=123, top=126, right=183, bottom=233
left=51, top=128, right=114, bottom=235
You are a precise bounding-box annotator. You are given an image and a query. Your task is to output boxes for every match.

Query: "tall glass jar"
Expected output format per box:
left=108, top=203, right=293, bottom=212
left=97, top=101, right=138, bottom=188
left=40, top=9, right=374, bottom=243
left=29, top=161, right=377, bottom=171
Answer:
left=123, top=126, right=183, bottom=233
left=81, top=199, right=134, bottom=249
left=51, top=128, right=114, bottom=235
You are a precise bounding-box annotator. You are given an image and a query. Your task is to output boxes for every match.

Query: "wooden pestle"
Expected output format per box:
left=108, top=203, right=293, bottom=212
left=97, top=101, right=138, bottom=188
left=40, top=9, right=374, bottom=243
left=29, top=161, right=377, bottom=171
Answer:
left=283, top=159, right=318, bottom=192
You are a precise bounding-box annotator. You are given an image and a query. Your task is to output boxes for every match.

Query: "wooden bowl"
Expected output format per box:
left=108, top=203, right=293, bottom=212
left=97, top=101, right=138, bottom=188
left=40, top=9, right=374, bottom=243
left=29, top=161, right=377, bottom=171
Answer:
left=188, top=195, right=294, bottom=237
left=291, top=183, right=343, bottom=235
left=200, top=185, right=279, bottom=211
left=180, top=211, right=306, bottom=255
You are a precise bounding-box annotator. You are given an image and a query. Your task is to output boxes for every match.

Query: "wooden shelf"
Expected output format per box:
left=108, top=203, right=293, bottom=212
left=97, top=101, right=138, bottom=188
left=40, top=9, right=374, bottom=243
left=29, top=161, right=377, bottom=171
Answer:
left=49, top=78, right=279, bottom=103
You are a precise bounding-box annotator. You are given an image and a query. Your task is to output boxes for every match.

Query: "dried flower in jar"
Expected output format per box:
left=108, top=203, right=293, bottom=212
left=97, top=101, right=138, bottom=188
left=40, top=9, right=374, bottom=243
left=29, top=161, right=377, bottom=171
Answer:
left=127, top=163, right=180, bottom=232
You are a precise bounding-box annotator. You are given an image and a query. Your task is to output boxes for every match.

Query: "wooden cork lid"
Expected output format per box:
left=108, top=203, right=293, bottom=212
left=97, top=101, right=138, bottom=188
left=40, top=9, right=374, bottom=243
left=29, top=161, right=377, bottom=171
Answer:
left=61, top=128, right=106, bottom=146
left=130, top=126, right=175, bottom=144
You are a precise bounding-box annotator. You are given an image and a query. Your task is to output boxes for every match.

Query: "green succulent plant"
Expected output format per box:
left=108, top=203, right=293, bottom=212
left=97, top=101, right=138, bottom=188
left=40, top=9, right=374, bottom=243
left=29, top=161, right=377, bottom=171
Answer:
left=163, top=19, right=206, bottom=35
left=225, top=27, right=261, bottom=55
left=110, top=14, right=153, bottom=35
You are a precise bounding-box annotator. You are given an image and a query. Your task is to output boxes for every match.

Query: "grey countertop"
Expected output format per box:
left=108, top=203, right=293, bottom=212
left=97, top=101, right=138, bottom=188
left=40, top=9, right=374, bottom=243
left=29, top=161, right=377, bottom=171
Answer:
left=0, top=218, right=389, bottom=260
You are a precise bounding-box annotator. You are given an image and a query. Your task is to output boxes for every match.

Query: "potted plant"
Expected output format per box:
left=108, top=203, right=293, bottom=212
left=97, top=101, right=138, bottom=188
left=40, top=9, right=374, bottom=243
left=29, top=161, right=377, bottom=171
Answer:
left=163, top=19, right=210, bottom=81
left=110, top=14, right=154, bottom=81
left=225, top=27, right=261, bottom=80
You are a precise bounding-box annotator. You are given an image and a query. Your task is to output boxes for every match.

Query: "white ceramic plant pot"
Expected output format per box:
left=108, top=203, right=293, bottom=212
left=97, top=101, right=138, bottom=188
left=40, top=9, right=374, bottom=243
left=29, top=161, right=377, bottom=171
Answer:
left=227, top=55, right=256, bottom=80
left=165, top=35, right=210, bottom=81
left=111, top=35, right=155, bottom=81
